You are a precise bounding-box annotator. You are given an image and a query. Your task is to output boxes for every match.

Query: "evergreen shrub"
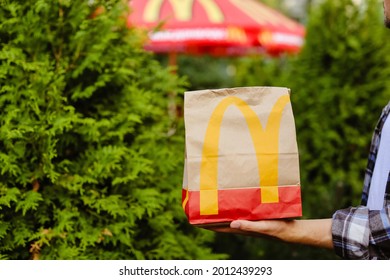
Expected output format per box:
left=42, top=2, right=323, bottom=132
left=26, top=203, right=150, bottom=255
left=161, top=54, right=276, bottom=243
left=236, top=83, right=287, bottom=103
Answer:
left=0, top=0, right=221, bottom=260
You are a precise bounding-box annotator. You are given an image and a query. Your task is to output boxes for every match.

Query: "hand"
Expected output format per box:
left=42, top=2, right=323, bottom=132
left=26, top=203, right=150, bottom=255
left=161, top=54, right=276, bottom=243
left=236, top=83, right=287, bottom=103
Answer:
left=211, top=219, right=293, bottom=240
left=209, top=219, right=334, bottom=249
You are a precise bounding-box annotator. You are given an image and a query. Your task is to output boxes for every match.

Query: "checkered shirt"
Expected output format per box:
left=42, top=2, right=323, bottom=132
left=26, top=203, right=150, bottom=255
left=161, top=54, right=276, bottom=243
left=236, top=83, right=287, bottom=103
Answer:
left=332, top=101, right=390, bottom=259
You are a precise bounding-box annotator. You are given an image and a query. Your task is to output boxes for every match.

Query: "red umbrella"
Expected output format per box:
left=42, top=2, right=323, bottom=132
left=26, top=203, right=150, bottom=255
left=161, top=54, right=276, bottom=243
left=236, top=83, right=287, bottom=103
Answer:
left=127, top=0, right=305, bottom=58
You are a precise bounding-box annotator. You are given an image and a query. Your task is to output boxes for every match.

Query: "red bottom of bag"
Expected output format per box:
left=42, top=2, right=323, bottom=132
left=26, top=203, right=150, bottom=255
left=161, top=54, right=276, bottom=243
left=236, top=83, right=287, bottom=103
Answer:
left=182, top=186, right=302, bottom=226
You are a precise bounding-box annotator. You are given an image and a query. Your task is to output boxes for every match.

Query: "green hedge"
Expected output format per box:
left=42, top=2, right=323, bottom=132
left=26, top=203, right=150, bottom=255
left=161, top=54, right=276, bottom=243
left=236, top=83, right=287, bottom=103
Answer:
left=0, top=0, right=223, bottom=260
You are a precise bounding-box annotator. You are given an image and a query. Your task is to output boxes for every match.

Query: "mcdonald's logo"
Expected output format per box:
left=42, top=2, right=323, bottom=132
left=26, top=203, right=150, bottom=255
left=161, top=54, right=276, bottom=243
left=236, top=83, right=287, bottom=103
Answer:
left=199, top=95, right=290, bottom=215
left=144, top=0, right=224, bottom=23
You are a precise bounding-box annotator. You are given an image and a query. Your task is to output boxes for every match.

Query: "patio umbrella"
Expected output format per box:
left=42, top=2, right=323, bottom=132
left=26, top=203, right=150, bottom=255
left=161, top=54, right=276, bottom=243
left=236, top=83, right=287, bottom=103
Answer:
left=127, top=0, right=306, bottom=61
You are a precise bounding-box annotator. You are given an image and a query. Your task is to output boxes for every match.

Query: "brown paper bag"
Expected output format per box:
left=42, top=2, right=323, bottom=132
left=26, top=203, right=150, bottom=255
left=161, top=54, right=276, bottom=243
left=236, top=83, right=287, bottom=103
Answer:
left=182, top=87, right=301, bottom=226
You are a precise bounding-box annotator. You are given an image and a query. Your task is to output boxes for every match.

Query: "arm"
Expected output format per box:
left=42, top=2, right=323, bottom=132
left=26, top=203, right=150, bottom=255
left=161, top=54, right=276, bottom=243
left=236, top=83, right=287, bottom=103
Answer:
left=213, top=218, right=333, bottom=249
left=332, top=206, right=390, bottom=259
left=213, top=205, right=390, bottom=259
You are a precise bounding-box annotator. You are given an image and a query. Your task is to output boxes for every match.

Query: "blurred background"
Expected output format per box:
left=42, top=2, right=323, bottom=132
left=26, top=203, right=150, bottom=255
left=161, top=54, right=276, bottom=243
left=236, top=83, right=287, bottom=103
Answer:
left=1, top=0, right=390, bottom=260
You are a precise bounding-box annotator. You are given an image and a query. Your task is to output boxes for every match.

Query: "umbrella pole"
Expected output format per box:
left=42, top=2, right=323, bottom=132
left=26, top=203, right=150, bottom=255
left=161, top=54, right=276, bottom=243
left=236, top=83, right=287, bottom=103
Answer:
left=168, top=52, right=177, bottom=73
left=167, top=52, right=178, bottom=136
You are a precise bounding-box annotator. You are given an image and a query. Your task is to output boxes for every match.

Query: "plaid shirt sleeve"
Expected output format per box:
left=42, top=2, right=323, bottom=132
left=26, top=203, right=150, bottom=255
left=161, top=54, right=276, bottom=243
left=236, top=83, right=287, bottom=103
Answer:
left=331, top=102, right=390, bottom=260
left=332, top=205, right=390, bottom=259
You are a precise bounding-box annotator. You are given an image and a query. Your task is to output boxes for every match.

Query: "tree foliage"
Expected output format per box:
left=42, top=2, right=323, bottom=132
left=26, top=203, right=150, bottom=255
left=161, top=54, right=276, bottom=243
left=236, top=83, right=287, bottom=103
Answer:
left=3, top=0, right=389, bottom=261
left=0, top=0, right=222, bottom=260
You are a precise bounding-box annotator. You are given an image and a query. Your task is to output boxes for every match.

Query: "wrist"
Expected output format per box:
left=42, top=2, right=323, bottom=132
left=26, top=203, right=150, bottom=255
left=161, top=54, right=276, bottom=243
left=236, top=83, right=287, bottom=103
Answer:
left=277, top=219, right=334, bottom=249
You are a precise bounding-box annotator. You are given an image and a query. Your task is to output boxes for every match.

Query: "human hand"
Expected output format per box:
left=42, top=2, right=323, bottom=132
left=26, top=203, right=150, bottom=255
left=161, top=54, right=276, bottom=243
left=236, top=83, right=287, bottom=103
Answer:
left=209, top=219, right=333, bottom=249
left=211, top=219, right=292, bottom=240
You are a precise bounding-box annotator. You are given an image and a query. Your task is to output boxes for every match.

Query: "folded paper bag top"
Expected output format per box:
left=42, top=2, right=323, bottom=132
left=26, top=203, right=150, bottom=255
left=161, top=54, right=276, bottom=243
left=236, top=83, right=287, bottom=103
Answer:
left=182, top=87, right=302, bottom=227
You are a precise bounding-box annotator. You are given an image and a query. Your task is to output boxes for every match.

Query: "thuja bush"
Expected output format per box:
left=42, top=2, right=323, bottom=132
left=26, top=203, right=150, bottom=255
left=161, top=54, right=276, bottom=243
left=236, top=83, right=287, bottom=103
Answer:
left=0, top=0, right=220, bottom=260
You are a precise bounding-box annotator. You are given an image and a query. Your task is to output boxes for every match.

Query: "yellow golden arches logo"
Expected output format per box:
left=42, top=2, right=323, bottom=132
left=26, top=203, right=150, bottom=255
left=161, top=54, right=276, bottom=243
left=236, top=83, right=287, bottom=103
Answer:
left=144, top=0, right=224, bottom=23
left=199, top=95, right=290, bottom=215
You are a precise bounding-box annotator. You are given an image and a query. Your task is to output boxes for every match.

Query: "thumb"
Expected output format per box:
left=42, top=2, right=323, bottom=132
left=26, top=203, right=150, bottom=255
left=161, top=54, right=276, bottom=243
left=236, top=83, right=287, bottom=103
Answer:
left=230, top=219, right=284, bottom=237
left=230, top=220, right=264, bottom=232
left=229, top=220, right=287, bottom=239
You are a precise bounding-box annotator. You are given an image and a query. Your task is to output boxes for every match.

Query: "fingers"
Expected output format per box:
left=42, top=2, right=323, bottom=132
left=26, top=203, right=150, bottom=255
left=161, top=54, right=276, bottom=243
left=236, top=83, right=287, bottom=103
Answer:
left=230, top=220, right=267, bottom=232
left=212, top=225, right=268, bottom=238
left=204, top=222, right=268, bottom=237
left=211, top=226, right=245, bottom=234
left=203, top=219, right=289, bottom=240
left=230, top=220, right=244, bottom=230
left=230, top=220, right=288, bottom=241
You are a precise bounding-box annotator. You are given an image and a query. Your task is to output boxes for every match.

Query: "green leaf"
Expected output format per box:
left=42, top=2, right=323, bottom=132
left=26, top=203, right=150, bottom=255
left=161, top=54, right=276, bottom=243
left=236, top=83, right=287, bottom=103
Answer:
left=0, top=187, right=20, bottom=208
left=15, top=191, right=43, bottom=216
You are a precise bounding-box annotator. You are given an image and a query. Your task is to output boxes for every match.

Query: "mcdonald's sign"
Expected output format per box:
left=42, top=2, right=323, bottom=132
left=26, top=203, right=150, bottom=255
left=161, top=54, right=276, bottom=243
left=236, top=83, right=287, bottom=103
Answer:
left=183, top=87, right=302, bottom=226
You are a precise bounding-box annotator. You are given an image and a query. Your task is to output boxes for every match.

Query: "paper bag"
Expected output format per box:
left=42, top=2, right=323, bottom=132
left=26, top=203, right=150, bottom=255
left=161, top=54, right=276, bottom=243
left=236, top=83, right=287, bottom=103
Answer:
left=182, top=87, right=302, bottom=226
